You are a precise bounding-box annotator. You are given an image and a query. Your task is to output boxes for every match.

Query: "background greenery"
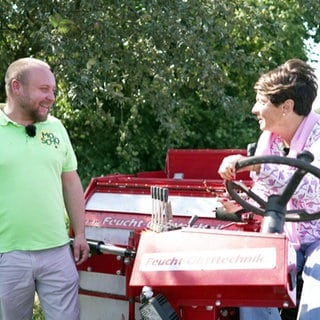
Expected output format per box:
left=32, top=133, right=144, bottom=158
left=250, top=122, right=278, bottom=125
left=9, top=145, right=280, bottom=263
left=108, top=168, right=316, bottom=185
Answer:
left=1, top=0, right=320, bottom=187
left=0, top=1, right=318, bottom=318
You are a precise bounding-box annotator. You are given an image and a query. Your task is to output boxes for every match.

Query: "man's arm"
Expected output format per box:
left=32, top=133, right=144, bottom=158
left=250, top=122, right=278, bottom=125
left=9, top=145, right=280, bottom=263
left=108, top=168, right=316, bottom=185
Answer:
left=62, top=171, right=89, bottom=265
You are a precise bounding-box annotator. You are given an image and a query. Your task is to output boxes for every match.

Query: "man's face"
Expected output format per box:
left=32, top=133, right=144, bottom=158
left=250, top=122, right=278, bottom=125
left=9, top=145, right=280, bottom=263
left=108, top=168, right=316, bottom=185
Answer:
left=17, top=66, right=56, bottom=122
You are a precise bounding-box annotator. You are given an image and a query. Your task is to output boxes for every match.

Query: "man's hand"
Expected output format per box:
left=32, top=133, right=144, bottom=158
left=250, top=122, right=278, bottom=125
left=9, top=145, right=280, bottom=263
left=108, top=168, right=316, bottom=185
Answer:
left=72, top=234, right=90, bottom=265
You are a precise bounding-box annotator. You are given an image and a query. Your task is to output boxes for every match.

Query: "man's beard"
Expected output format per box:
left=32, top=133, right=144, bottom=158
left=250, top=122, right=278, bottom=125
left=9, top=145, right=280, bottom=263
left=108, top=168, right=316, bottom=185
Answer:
left=20, top=100, right=49, bottom=123
left=29, top=108, right=48, bottom=122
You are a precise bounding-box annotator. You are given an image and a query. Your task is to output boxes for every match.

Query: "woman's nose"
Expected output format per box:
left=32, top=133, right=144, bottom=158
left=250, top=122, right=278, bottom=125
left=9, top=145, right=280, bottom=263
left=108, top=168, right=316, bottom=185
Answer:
left=251, top=102, right=258, bottom=114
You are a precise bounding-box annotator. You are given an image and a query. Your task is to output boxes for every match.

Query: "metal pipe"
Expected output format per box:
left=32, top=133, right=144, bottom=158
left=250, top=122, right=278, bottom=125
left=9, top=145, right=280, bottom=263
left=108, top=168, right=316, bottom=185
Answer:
left=70, top=238, right=136, bottom=258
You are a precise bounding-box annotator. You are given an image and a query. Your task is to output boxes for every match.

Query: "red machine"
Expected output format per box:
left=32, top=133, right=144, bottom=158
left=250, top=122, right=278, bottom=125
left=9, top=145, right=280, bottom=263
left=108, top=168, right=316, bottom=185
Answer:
left=75, top=149, right=308, bottom=320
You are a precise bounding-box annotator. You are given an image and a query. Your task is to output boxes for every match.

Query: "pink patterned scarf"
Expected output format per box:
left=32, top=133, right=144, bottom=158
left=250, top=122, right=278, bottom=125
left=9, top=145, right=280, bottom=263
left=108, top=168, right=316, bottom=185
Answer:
left=254, top=111, right=320, bottom=248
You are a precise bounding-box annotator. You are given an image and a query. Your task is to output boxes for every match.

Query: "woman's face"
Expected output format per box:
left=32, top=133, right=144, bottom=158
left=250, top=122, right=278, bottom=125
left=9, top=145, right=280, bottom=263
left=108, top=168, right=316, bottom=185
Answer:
left=252, top=92, right=284, bottom=133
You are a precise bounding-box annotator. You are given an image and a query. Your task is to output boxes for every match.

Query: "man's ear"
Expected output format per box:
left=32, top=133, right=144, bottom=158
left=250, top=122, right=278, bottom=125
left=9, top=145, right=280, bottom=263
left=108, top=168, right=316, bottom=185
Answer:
left=11, top=79, right=21, bottom=94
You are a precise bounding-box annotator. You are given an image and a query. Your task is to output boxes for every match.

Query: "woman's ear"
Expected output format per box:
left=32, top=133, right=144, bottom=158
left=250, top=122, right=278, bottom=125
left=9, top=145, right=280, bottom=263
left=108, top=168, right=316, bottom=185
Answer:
left=281, top=99, right=294, bottom=115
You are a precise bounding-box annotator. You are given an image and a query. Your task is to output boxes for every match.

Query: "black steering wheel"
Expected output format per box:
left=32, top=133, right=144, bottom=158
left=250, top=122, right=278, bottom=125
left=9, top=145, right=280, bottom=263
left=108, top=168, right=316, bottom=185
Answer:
left=224, top=150, right=320, bottom=222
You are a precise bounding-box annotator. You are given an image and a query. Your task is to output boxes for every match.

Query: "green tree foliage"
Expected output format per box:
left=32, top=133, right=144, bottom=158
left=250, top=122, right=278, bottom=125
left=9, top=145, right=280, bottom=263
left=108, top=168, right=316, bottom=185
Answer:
left=0, top=0, right=319, bottom=186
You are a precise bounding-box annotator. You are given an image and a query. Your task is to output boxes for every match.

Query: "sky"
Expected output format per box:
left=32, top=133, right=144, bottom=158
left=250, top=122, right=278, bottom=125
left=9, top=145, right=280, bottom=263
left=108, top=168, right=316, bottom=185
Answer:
left=307, top=40, right=320, bottom=110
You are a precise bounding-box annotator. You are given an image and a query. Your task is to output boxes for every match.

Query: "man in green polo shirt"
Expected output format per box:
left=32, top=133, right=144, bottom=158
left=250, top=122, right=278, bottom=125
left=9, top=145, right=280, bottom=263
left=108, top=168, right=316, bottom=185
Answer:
left=0, top=57, right=89, bottom=320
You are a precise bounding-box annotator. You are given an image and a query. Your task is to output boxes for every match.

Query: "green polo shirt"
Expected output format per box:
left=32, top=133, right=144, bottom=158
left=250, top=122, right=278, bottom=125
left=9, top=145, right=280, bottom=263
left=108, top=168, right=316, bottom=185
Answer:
left=0, top=109, right=77, bottom=252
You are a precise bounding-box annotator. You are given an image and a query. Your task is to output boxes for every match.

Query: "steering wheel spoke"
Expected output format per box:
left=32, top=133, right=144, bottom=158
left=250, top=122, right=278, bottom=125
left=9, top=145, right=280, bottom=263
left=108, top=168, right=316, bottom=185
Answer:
left=227, top=180, right=266, bottom=208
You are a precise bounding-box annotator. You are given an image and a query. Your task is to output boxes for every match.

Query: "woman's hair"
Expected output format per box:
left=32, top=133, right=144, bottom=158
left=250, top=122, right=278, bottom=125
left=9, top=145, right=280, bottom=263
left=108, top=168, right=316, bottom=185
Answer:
left=254, top=59, right=318, bottom=116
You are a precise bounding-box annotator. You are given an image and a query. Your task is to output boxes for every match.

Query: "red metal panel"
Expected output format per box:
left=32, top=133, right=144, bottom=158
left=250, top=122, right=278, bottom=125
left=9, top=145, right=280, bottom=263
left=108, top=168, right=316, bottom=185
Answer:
left=130, top=228, right=296, bottom=308
left=164, top=149, right=250, bottom=180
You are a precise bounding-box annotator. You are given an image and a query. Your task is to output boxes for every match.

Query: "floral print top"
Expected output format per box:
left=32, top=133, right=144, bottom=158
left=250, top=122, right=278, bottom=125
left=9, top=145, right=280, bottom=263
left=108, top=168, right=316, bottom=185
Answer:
left=251, top=120, right=320, bottom=245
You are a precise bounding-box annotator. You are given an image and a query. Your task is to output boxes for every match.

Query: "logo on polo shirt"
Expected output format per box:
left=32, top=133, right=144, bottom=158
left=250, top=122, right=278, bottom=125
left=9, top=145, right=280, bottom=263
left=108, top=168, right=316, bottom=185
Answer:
left=40, top=131, right=60, bottom=148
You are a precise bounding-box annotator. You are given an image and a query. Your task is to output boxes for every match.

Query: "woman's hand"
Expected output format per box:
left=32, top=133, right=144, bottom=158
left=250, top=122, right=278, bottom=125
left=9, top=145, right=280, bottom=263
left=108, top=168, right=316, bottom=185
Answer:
left=218, top=154, right=246, bottom=180
left=218, top=197, right=244, bottom=213
left=218, top=154, right=260, bottom=180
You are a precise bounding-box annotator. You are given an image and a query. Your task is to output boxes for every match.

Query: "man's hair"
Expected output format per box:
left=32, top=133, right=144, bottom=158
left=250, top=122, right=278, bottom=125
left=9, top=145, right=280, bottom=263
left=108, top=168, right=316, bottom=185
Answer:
left=5, top=57, right=51, bottom=96
left=254, top=59, right=318, bottom=116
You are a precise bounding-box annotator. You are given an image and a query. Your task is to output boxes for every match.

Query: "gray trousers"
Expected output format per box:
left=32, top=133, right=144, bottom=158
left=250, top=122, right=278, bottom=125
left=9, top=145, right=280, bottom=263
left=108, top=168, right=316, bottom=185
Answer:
left=0, top=245, right=80, bottom=320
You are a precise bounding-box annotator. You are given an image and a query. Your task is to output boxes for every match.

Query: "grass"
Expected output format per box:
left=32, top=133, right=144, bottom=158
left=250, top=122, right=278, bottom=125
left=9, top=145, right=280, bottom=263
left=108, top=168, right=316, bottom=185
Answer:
left=33, top=305, right=44, bottom=320
left=32, top=295, right=45, bottom=320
